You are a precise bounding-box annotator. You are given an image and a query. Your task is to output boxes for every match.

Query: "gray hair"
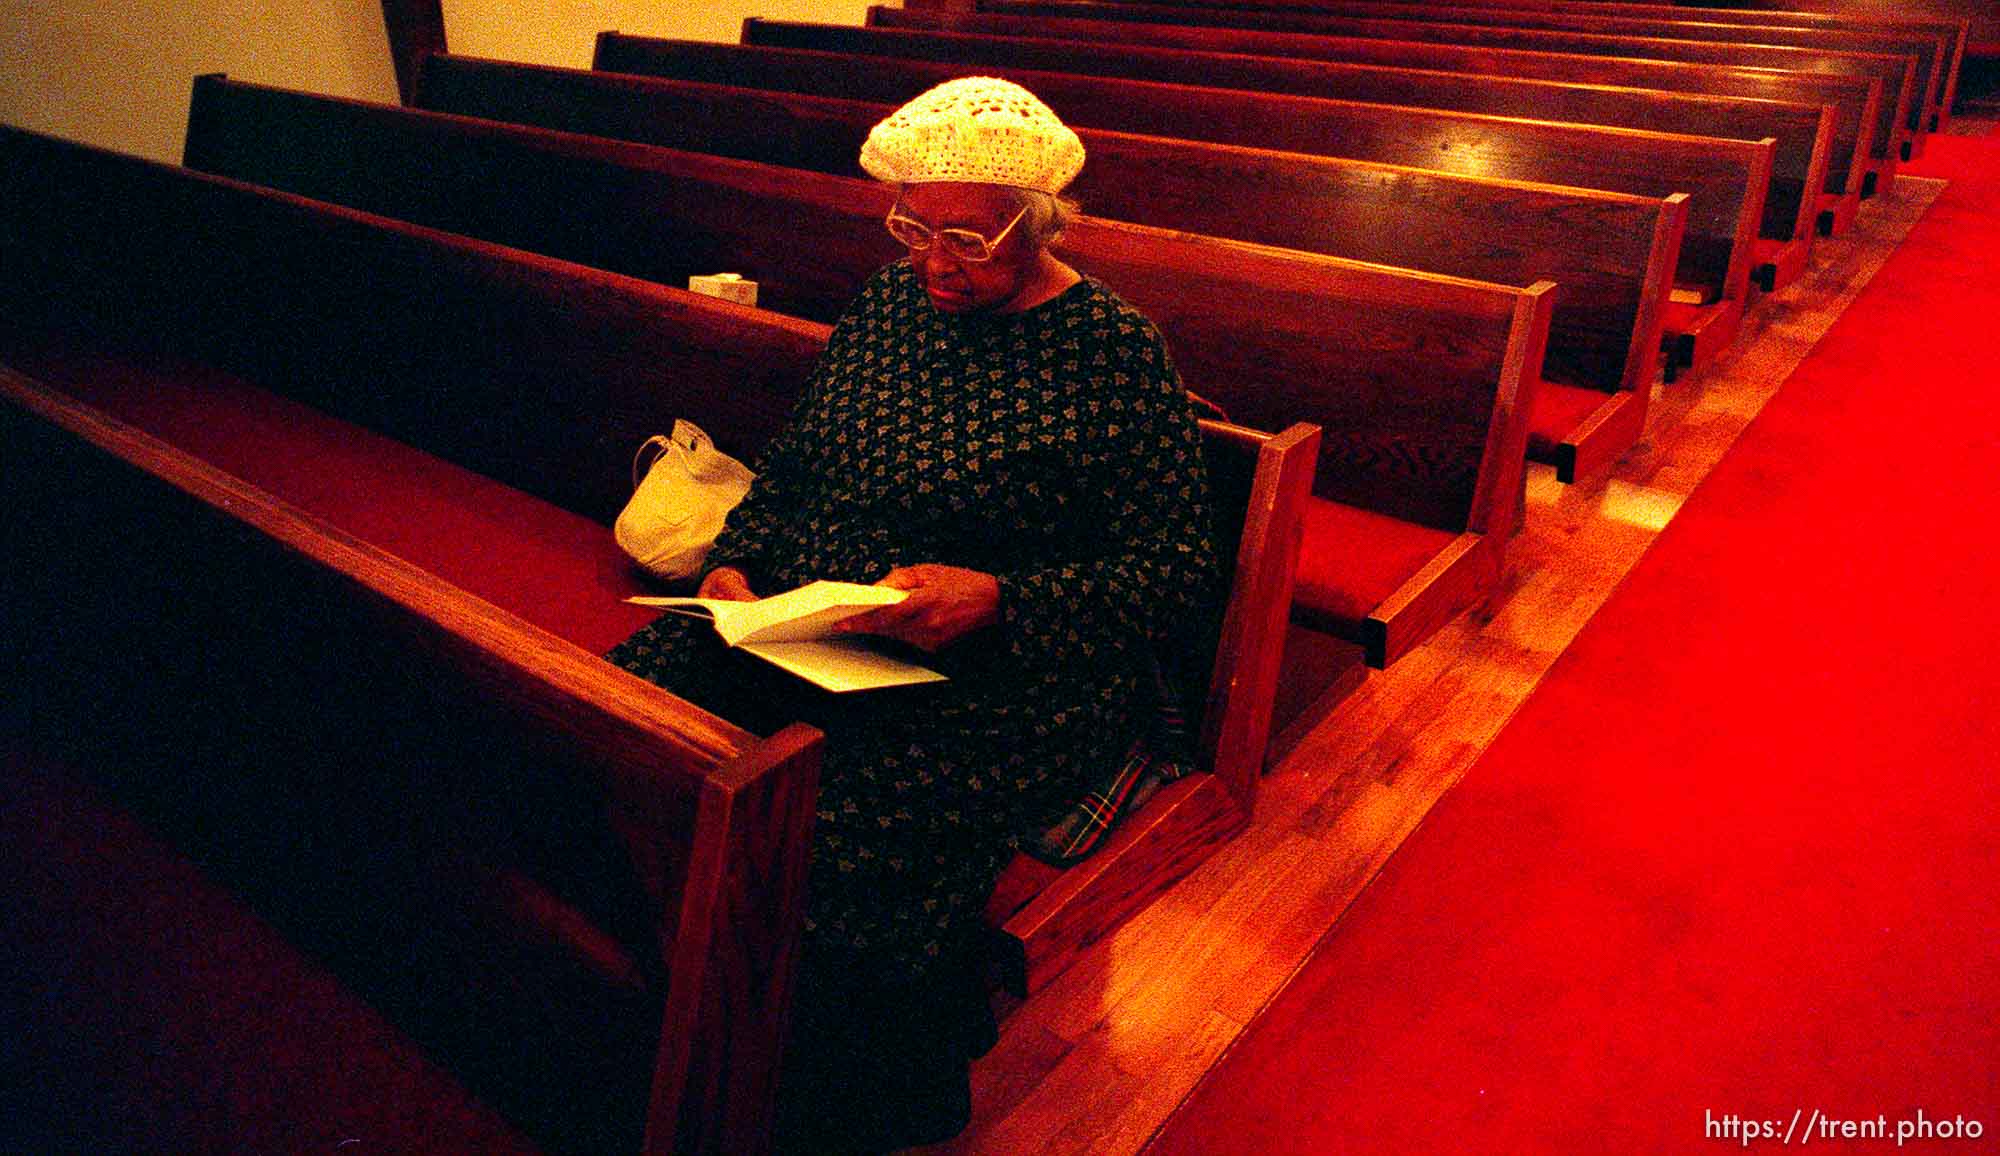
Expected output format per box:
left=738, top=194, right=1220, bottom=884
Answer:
left=1006, top=186, right=1080, bottom=246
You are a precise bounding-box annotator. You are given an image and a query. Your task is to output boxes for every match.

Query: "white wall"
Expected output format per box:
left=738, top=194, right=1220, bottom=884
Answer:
left=0, top=0, right=871, bottom=164
left=445, top=0, right=879, bottom=71
left=1, top=0, right=397, bottom=164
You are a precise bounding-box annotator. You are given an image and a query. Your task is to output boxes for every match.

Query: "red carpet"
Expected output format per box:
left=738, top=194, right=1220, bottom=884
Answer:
left=1149, top=135, right=2000, bottom=1155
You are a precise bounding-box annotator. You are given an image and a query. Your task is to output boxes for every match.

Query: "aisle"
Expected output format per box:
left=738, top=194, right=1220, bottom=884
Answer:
left=1146, top=134, right=2000, bottom=1155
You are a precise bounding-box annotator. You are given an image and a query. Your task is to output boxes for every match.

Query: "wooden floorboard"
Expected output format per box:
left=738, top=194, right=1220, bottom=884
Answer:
left=916, top=157, right=1951, bottom=1156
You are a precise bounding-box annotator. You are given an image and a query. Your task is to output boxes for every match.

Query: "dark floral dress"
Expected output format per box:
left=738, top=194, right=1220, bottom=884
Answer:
left=607, top=259, right=1217, bottom=1149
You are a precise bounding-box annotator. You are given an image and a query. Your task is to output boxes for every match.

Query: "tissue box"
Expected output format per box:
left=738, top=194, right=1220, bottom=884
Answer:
left=687, top=273, right=758, bottom=307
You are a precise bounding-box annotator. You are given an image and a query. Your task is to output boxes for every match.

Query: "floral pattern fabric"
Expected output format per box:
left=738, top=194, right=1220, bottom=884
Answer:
left=607, top=259, right=1218, bottom=982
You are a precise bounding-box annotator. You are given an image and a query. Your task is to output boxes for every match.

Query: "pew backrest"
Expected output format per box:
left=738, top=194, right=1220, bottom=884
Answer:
left=952, top=1, right=1919, bottom=169
left=1012, top=0, right=1947, bottom=137
left=1305, top=1, right=1949, bottom=131
left=978, top=0, right=1883, bottom=198
left=589, top=34, right=1767, bottom=306
left=1513, top=0, right=1964, bottom=127
left=0, top=124, right=828, bottom=527
left=866, top=5, right=1828, bottom=246
left=1707, top=0, right=1979, bottom=109
left=942, top=5, right=1922, bottom=167
left=207, top=70, right=1550, bottom=538
left=1281, top=0, right=1963, bottom=122
left=309, top=64, right=1681, bottom=396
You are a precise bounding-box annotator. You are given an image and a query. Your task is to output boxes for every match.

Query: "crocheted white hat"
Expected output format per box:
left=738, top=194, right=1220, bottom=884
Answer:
left=859, top=77, right=1085, bottom=195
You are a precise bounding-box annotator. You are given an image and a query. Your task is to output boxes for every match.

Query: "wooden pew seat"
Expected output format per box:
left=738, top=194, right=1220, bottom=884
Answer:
left=10, top=340, right=661, bottom=656
left=1293, top=501, right=1458, bottom=630
left=1528, top=380, right=1632, bottom=468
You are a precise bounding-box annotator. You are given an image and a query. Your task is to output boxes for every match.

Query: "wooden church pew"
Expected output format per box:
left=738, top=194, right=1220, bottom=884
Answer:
left=181, top=71, right=1551, bottom=670
left=921, top=4, right=1921, bottom=188
left=776, top=11, right=1829, bottom=294
left=1258, top=0, right=1970, bottom=130
left=963, top=0, right=1884, bottom=237
left=1703, top=0, right=1982, bottom=107
left=0, top=123, right=834, bottom=1156
left=1012, top=0, right=1950, bottom=154
left=1361, top=2, right=1947, bottom=149
left=284, top=64, right=1678, bottom=483
left=1, top=377, right=821, bottom=1156
left=0, top=122, right=1324, bottom=1022
left=589, top=33, right=1764, bottom=374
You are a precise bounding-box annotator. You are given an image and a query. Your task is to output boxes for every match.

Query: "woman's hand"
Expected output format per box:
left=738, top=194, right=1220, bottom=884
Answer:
left=836, top=564, right=1000, bottom=652
left=697, top=566, right=758, bottom=602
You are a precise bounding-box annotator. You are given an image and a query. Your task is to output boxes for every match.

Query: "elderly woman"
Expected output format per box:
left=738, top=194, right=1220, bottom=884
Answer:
left=609, top=77, right=1217, bottom=1151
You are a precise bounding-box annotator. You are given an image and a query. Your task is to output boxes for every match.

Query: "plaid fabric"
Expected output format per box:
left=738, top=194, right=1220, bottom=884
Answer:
left=1019, top=684, right=1199, bottom=869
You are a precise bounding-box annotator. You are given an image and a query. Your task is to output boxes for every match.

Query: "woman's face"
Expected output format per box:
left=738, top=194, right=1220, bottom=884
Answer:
left=894, top=182, right=1046, bottom=316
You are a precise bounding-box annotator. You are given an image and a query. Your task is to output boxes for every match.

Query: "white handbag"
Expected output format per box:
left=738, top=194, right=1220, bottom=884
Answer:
left=613, top=420, right=756, bottom=581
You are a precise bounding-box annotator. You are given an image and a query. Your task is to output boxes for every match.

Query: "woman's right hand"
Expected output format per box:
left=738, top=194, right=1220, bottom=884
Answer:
left=697, top=566, right=758, bottom=602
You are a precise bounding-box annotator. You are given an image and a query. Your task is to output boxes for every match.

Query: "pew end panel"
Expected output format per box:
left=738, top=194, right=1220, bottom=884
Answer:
left=1819, top=190, right=1864, bottom=238
left=657, top=720, right=823, bottom=1156
left=1531, top=189, right=1685, bottom=484
left=1658, top=130, right=1767, bottom=376
left=987, top=418, right=1320, bottom=995
left=1369, top=278, right=1549, bottom=667
left=1472, top=280, right=1556, bottom=542
left=1756, top=102, right=1836, bottom=291
left=1281, top=279, right=1550, bottom=669
left=0, top=368, right=824, bottom=1156
left=1661, top=295, right=1748, bottom=382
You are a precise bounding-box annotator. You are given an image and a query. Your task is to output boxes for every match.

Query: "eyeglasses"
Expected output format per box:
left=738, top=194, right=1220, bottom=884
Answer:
left=884, top=204, right=1029, bottom=263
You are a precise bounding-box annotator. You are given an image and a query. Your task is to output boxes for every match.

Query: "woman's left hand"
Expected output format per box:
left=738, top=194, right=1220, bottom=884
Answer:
left=835, top=563, right=1001, bottom=652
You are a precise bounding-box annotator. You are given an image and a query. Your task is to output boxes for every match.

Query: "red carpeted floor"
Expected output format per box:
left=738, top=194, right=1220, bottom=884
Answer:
left=1148, top=135, right=2000, bottom=1155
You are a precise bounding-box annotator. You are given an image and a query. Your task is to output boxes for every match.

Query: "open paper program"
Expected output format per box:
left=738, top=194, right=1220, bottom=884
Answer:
left=627, top=580, right=950, bottom=693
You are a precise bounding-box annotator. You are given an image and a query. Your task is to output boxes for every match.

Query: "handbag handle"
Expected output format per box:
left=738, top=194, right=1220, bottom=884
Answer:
left=631, top=433, right=673, bottom=490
